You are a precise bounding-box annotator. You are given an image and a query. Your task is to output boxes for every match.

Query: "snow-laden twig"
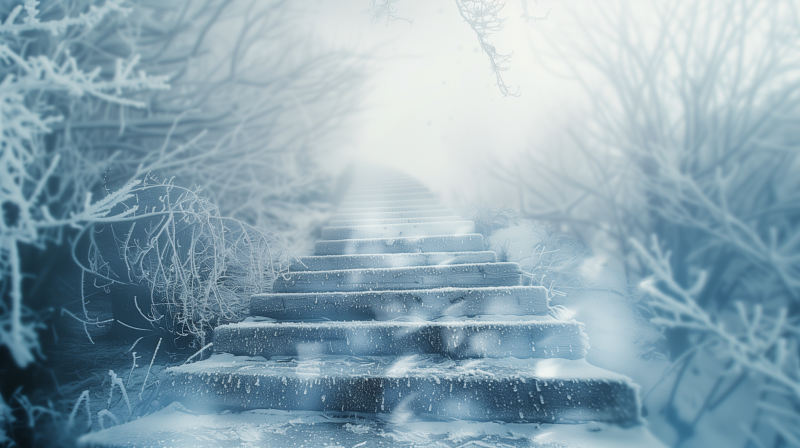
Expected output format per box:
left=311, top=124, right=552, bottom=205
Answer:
left=67, top=390, right=91, bottom=430
left=367, top=0, right=412, bottom=25
left=107, top=370, right=131, bottom=418
left=140, top=338, right=160, bottom=399
left=455, top=0, right=519, bottom=97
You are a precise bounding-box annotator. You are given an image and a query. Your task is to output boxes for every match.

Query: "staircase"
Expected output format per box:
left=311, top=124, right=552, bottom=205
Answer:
left=79, top=167, right=665, bottom=447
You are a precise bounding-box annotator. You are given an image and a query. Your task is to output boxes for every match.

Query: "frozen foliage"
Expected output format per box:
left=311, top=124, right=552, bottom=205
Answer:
left=0, top=0, right=168, bottom=368
left=499, top=0, right=800, bottom=445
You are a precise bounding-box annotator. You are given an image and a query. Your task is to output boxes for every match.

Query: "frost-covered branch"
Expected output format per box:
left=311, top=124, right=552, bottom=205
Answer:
left=634, top=235, right=800, bottom=443
left=455, top=0, right=519, bottom=97
left=367, top=0, right=412, bottom=26
left=496, top=1, right=800, bottom=444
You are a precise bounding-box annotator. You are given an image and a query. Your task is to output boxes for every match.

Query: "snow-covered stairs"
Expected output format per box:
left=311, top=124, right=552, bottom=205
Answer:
left=79, top=167, right=664, bottom=447
left=160, top=169, right=641, bottom=423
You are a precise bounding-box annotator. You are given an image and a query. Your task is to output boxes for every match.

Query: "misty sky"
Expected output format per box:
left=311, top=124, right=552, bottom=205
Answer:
left=300, top=0, right=594, bottom=205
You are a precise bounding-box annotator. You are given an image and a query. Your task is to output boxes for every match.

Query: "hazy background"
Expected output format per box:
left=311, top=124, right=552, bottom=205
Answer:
left=300, top=0, right=576, bottom=204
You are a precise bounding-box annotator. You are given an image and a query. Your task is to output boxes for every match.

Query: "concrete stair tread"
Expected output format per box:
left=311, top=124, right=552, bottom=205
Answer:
left=321, top=221, right=474, bottom=239
left=78, top=402, right=667, bottom=448
left=251, top=285, right=550, bottom=320
left=340, top=198, right=439, bottom=207
left=338, top=204, right=446, bottom=213
left=213, top=316, right=588, bottom=359
left=290, top=251, right=497, bottom=271
left=315, top=234, right=484, bottom=255
left=332, top=209, right=456, bottom=220
left=339, top=192, right=438, bottom=206
left=329, top=216, right=463, bottom=226
left=273, top=262, right=522, bottom=292
left=162, top=354, right=641, bottom=424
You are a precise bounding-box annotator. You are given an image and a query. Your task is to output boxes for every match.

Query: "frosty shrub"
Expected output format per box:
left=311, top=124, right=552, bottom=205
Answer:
left=499, top=0, right=800, bottom=445
left=1, top=0, right=362, bottom=442
left=1, top=0, right=363, bottom=363
left=76, top=180, right=290, bottom=346
left=0, top=0, right=168, bottom=368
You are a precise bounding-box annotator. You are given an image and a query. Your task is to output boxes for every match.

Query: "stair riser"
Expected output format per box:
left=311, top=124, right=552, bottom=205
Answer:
left=315, top=234, right=484, bottom=255
left=339, top=201, right=440, bottom=211
left=214, top=322, right=587, bottom=359
left=290, top=251, right=496, bottom=271
left=329, top=217, right=460, bottom=226
left=343, top=191, right=432, bottom=200
left=251, top=286, right=549, bottom=320
left=340, top=198, right=438, bottom=207
left=274, top=263, right=521, bottom=293
left=321, top=221, right=475, bottom=240
left=164, top=372, right=639, bottom=425
left=333, top=210, right=456, bottom=220
left=348, top=181, right=423, bottom=189
left=338, top=205, right=445, bottom=214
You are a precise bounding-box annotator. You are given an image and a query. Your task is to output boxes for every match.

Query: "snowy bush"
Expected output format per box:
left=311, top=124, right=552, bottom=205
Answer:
left=76, top=180, right=291, bottom=346
left=0, top=0, right=168, bottom=368
left=1, top=0, right=364, bottom=443
left=499, top=0, right=800, bottom=445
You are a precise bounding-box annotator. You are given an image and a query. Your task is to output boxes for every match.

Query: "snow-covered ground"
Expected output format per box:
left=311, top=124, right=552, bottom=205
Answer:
left=78, top=402, right=666, bottom=447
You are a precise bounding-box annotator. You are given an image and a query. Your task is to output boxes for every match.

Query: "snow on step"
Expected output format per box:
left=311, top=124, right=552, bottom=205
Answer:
left=273, top=263, right=521, bottom=292
left=163, top=354, right=641, bottom=425
left=332, top=209, right=456, bottom=221
left=340, top=196, right=439, bottom=207
left=339, top=194, right=439, bottom=207
left=315, top=234, right=484, bottom=255
left=329, top=216, right=462, bottom=226
left=341, top=191, right=437, bottom=204
left=290, top=251, right=497, bottom=271
left=213, top=317, right=588, bottom=359
left=78, top=403, right=668, bottom=448
left=321, top=221, right=475, bottom=239
left=338, top=204, right=446, bottom=214
left=348, top=180, right=422, bottom=189
left=250, top=285, right=550, bottom=321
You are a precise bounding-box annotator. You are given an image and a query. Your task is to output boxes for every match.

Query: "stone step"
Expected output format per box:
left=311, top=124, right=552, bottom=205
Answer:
left=337, top=204, right=446, bottom=214
left=273, top=263, right=520, bottom=292
left=162, top=354, right=641, bottom=425
left=343, top=189, right=432, bottom=200
left=214, top=317, right=588, bottom=359
left=321, top=221, right=475, bottom=239
left=338, top=200, right=441, bottom=210
left=349, top=178, right=421, bottom=187
left=341, top=193, right=437, bottom=203
left=329, top=216, right=464, bottom=227
left=251, top=286, right=550, bottom=321
left=346, top=184, right=425, bottom=193
left=314, top=234, right=484, bottom=255
left=77, top=403, right=668, bottom=448
left=290, top=251, right=497, bottom=271
left=341, top=197, right=439, bottom=205
left=332, top=209, right=457, bottom=221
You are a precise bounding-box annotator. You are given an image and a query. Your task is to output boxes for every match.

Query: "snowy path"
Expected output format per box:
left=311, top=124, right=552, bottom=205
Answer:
left=79, top=167, right=666, bottom=447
